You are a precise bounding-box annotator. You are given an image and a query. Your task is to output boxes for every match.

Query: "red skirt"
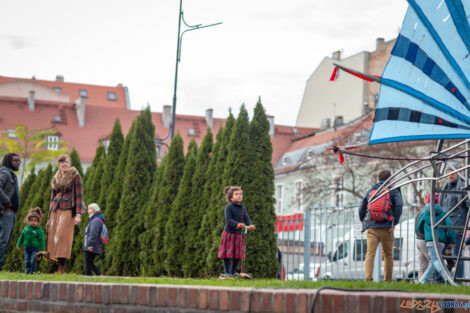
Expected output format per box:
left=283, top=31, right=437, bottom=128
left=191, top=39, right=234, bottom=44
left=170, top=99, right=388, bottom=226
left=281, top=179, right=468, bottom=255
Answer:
left=218, top=231, right=243, bottom=259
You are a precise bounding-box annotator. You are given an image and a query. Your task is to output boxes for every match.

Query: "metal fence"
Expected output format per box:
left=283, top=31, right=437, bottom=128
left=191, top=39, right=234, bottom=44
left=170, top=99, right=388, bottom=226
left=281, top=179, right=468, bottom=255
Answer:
left=277, top=205, right=421, bottom=281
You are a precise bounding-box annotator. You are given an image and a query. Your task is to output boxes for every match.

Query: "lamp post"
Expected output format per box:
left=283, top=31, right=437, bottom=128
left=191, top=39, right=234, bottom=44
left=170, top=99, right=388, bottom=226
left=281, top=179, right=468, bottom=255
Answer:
left=170, top=0, right=222, bottom=140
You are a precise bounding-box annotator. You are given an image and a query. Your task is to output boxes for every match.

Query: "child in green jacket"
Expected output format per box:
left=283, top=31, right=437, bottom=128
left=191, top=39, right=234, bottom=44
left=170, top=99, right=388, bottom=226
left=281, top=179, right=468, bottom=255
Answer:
left=16, top=207, right=45, bottom=274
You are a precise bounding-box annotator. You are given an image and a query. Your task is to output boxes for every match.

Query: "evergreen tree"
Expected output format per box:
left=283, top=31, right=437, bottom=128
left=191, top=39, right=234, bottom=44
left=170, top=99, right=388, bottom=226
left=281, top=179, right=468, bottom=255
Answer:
left=164, top=147, right=196, bottom=276
left=244, top=100, right=278, bottom=278
left=187, top=139, right=198, bottom=158
left=83, top=144, right=106, bottom=204
left=103, top=121, right=135, bottom=272
left=98, top=119, right=124, bottom=212
left=205, top=113, right=235, bottom=274
left=70, top=148, right=84, bottom=177
left=139, top=156, right=167, bottom=276
left=153, top=134, right=185, bottom=275
left=19, top=168, right=36, bottom=208
left=37, top=164, right=55, bottom=273
left=183, top=130, right=213, bottom=276
left=105, top=122, right=135, bottom=238
left=109, top=109, right=156, bottom=276
left=198, top=126, right=223, bottom=275
left=224, top=105, right=251, bottom=187
left=71, top=144, right=106, bottom=273
left=207, top=107, right=251, bottom=275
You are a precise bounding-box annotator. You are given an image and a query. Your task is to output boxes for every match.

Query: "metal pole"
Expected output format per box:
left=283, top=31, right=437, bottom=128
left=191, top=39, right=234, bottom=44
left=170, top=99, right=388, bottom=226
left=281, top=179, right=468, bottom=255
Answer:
left=304, top=208, right=311, bottom=280
left=170, top=1, right=222, bottom=140
left=171, top=0, right=183, bottom=140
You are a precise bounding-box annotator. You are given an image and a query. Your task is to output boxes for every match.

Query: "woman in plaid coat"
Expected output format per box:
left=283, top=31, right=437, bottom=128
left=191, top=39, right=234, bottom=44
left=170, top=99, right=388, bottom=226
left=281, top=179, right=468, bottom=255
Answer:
left=218, top=186, right=255, bottom=277
left=46, top=154, right=85, bottom=274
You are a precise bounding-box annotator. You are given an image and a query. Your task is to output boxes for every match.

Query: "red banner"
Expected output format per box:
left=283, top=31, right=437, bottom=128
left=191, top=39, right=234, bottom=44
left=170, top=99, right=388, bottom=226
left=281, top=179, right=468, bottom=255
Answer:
left=275, top=213, right=304, bottom=232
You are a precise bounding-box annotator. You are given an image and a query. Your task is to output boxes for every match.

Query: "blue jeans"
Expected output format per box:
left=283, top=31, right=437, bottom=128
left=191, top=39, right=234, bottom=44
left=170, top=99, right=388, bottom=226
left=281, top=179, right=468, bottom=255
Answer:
left=24, top=247, right=38, bottom=274
left=420, top=242, right=445, bottom=283
left=453, top=233, right=464, bottom=279
left=0, top=211, right=16, bottom=270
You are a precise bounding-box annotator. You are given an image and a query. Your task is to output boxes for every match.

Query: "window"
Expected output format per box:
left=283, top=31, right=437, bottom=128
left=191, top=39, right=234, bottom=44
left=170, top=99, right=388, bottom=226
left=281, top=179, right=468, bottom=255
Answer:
left=282, top=155, right=288, bottom=166
left=188, top=128, right=195, bottom=136
left=47, top=136, right=59, bottom=151
left=107, top=92, right=116, bottom=101
left=307, top=149, right=314, bottom=160
left=294, top=180, right=302, bottom=210
left=53, top=115, right=61, bottom=123
left=79, top=89, right=88, bottom=98
left=275, top=184, right=283, bottom=213
left=6, top=129, right=17, bottom=139
left=53, top=87, right=62, bottom=93
left=353, top=239, right=367, bottom=261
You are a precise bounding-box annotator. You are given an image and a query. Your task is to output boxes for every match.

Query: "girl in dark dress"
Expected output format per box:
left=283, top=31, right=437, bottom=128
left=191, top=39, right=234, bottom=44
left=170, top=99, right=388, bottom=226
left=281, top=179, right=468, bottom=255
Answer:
left=218, top=186, right=255, bottom=277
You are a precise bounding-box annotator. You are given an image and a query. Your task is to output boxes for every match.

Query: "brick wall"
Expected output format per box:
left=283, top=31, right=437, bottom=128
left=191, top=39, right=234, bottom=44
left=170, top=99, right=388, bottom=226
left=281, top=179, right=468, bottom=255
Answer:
left=0, top=280, right=469, bottom=313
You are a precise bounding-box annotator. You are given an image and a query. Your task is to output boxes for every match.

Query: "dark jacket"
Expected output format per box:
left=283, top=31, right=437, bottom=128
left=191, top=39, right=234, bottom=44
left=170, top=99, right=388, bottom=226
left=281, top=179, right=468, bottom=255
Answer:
left=223, top=202, right=253, bottom=233
left=440, top=178, right=469, bottom=235
left=0, top=166, right=19, bottom=212
left=359, top=182, right=403, bottom=229
left=417, top=204, right=456, bottom=244
left=83, top=212, right=105, bottom=255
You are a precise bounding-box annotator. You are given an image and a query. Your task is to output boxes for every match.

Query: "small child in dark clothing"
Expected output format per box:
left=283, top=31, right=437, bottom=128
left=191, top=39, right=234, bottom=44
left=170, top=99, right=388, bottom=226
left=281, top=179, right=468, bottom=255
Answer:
left=218, top=186, right=255, bottom=277
left=16, top=207, right=45, bottom=274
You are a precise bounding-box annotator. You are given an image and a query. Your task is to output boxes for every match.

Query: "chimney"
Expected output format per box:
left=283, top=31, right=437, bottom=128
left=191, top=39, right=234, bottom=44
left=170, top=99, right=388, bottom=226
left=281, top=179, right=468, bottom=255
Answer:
left=205, top=108, right=213, bottom=129
left=75, top=97, right=86, bottom=127
left=376, top=37, right=385, bottom=50
left=267, top=115, right=275, bottom=138
left=320, top=118, right=331, bottom=130
left=332, top=50, right=341, bottom=61
left=334, top=116, right=344, bottom=128
left=28, top=91, right=35, bottom=111
left=162, top=105, right=172, bottom=127
left=55, top=75, right=64, bottom=82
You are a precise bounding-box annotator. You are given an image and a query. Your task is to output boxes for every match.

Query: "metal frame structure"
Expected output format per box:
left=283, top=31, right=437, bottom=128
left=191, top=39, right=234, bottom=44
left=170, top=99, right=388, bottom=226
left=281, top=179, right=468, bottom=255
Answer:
left=364, top=139, right=470, bottom=285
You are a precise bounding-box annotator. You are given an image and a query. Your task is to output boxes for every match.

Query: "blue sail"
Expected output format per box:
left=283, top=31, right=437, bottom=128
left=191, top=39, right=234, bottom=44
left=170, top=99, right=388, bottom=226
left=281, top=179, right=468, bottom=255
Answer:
left=369, top=0, right=470, bottom=144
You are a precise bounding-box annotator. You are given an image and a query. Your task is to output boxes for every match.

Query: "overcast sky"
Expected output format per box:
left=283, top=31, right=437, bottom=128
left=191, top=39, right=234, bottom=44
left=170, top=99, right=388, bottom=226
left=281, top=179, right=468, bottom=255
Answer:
left=0, top=0, right=408, bottom=126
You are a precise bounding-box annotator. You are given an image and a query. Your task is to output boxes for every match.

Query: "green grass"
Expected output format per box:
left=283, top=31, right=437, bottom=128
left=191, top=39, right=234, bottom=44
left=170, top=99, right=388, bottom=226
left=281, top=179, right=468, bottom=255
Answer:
left=0, top=272, right=469, bottom=295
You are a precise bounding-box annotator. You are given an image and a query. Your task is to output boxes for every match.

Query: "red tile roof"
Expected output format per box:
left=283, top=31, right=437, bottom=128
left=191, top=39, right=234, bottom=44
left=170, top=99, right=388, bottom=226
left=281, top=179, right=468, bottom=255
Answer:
left=0, top=75, right=128, bottom=109
left=0, top=96, right=316, bottom=164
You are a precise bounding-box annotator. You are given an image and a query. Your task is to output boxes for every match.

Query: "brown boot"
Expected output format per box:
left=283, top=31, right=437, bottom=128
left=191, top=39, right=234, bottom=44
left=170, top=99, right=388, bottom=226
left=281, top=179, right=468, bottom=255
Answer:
left=55, top=265, right=66, bottom=274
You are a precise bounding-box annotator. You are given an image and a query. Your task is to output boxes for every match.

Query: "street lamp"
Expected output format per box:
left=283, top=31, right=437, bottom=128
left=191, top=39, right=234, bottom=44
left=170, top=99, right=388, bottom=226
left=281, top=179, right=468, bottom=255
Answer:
left=170, top=0, right=222, bottom=140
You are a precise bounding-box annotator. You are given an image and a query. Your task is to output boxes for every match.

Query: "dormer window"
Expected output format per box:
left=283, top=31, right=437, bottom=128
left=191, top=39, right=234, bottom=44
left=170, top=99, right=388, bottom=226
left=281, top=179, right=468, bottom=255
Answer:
left=53, top=87, right=62, bottom=93
left=188, top=128, right=195, bottom=136
left=107, top=92, right=116, bottom=101
left=282, top=155, right=288, bottom=166
left=79, top=89, right=88, bottom=98
left=307, top=149, right=314, bottom=160
left=53, top=115, right=61, bottom=123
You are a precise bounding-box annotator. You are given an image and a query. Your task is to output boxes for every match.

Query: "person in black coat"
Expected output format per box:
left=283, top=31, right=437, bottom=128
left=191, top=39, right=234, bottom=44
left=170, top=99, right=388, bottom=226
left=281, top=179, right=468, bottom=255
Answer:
left=0, top=153, right=20, bottom=270
left=83, top=203, right=105, bottom=276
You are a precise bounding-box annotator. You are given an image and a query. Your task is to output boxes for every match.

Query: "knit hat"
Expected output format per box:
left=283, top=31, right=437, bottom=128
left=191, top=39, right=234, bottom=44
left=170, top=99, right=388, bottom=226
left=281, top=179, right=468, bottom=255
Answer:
left=445, top=161, right=459, bottom=172
left=425, top=193, right=439, bottom=204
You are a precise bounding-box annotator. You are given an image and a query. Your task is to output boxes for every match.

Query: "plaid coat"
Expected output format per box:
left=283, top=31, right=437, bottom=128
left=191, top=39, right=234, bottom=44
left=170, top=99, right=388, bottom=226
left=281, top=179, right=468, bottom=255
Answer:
left=50, top=174, right=84, bottom=215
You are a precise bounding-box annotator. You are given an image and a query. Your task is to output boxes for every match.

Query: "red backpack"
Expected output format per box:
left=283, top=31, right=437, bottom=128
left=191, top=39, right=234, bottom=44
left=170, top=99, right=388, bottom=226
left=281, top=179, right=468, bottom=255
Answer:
left=367, top=189, right=393, bottom=222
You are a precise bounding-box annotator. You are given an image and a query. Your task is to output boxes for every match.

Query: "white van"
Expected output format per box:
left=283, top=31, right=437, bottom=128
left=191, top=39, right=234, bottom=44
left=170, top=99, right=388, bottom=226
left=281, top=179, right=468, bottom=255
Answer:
left=312, top=218, right=419, bottom=281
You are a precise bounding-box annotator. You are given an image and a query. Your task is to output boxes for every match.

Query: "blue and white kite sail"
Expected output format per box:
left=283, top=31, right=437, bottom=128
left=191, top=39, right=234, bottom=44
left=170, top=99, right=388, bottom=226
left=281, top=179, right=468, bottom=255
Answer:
left=336, top=0, right=470, bottom=145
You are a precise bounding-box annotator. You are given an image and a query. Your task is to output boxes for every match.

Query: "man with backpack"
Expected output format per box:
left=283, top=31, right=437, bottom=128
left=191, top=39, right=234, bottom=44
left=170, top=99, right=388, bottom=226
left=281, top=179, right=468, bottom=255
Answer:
left=359, top=170, right=403, bottom=282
